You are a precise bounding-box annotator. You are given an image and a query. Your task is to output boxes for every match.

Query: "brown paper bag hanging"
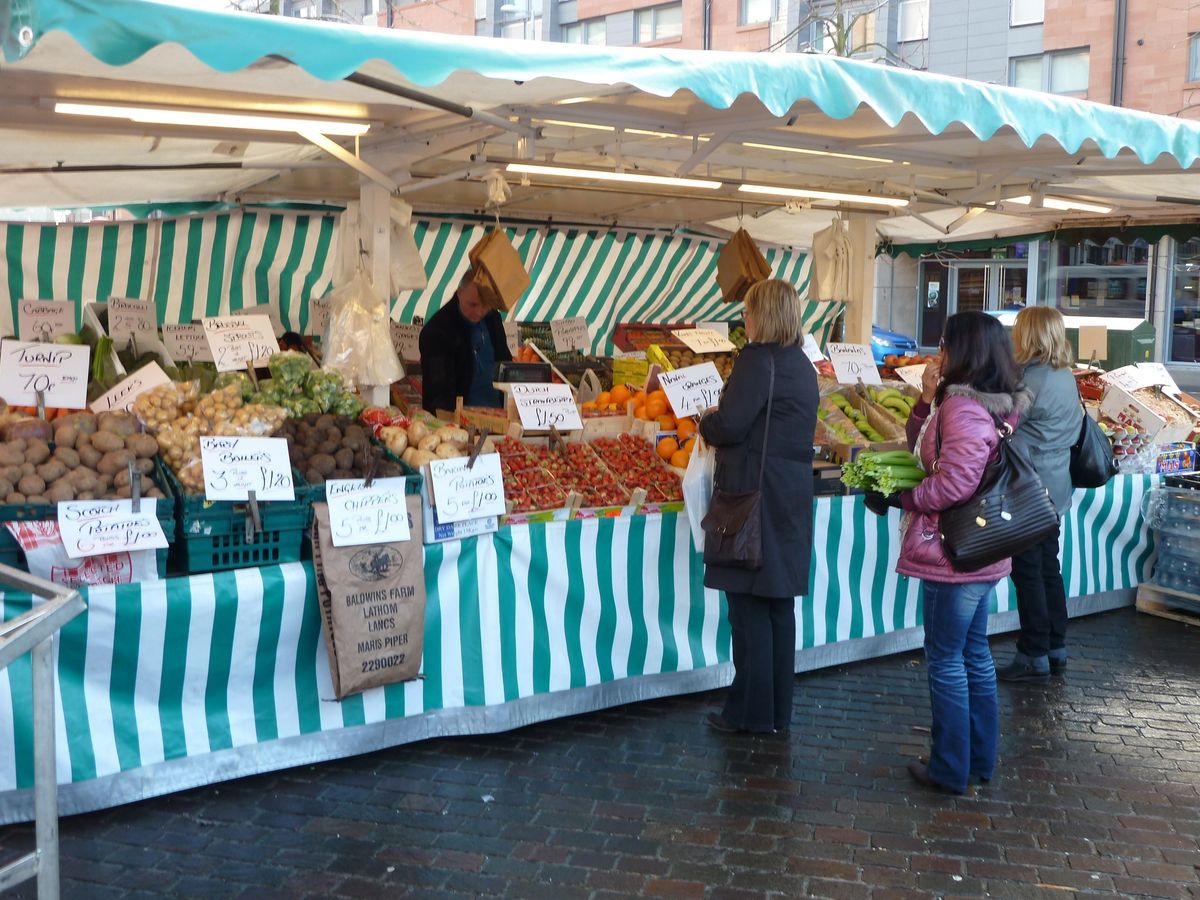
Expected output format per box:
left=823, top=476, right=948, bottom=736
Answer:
left=311, top=496, right=427, bottom=700
left=468, top=229, right=530, bottom=313
left=716, top=228, right=771, bottom=302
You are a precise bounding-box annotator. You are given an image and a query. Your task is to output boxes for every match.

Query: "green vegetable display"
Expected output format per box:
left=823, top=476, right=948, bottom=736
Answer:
left=268, top=351, right=315, bottom=391
left=841, top=450, right=926, bottom=496
left=258, top=352, right=364, bottom=419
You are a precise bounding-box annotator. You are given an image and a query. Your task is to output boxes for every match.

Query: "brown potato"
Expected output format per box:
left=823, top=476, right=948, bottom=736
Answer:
left=53, top=446, right=80, bottom=470
left=97, top=449, right=135, bottom=477
left=17, top=474, right=45, bottom=496
left=91, top=431, right=125, bottom=454
left=77, top=444, right=103, bottom=469
left=35, top=461, right=67, bottom=483
left=53, top=425, right=79, bottom=449
left=25, top=440, right=51, bottom=466
left=124, top=434, right=158, bottom=459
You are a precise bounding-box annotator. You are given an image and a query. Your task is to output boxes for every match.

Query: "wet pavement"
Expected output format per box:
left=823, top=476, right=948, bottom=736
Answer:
left=2, top=605, right=1200, bottom=899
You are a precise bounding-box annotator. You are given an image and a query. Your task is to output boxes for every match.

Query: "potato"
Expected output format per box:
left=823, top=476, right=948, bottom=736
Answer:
left=125, top=434, right=158, bottom=459
left=310, top=453, right=337, bottom=477
left=401, top=447, right=417, bottom=466
left=439, top=427, right=470, bottom=445
left=45, top=483, right=75, bottom=503
left=19, top=463, right=33, bottom=477
left=97, top=449, right=135, bottom=477
left=409, top=449, right=437, bottom=468
left=316, top=440, right=340, bottom=456
left=17, top=474, right=45, bottom=496
left=136, top=458, right=154, bottom=476
left=66, top=469, right=98, bottom=494
left=25, top=495, right=47, bottom=505
left=97, top=411, right=139, bottom=438
left=331, top=469, right=353, bottom=480
left=305, top=468, right=326, bottom=486
left=0, top=466, right=20, bottom=484
left=5, top=492, right=23, bottom=504
left=60, top=413, right=97, bottom=436
left=97, top=475, right=113, bottom=493
left=315, top=414, right=336, bottom=431
left=146, top=488, right=165, bottom=500
left=76, top=492, right=94, bottom=501
left=334, top=448, right=355, bottom=470
left=435, top=443, right=466, bottom=459
left=407, top=421, right=430, bottom=445
left=4, top=419, right=53, bottom=443
left=53, top=425, right=79, bottom=449
left=417, top=434, right=442, bottom=452
left=114, top=470, right=152, bottom=492
left=78, top=444, right=102, bottom=469
left=0, top=479, right=10, bottom=499
left=53, top=446, right=80, bottom=470
left=25, top=440, right=51, bottom=466
left=35, top=461, right=67, bottom=483
left=0, top=447, right=23, bottom=468
left=91, top=431, right=125, bottom=454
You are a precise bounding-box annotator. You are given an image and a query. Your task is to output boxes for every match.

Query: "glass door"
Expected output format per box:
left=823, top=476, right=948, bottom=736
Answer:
left=954, top=266, right=989, bottom=314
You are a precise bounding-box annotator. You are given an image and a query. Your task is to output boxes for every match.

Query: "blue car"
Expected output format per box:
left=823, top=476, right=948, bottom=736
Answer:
left=870, top=324, right=919, bottom=365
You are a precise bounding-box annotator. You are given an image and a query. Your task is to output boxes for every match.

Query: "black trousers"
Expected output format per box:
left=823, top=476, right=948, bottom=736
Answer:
left=721, top=592, right=796, bottom=733
left=1009, top=523, right=1068, bottom=658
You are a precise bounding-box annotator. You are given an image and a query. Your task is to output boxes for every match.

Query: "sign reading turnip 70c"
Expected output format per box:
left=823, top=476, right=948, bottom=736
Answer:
left=199, top=436, right=295, bottom=502
left=0, top=339, right=90, bottom=409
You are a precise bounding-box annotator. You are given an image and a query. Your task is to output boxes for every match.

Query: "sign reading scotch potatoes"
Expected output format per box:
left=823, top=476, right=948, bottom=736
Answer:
left=311, top=496, right=426, bottom=699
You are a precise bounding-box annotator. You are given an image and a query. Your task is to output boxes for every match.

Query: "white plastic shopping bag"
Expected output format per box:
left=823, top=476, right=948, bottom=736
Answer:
left=682, top=435, right=715, bottom=551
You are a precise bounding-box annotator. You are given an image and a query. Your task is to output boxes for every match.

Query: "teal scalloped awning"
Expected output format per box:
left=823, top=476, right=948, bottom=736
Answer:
left=7, top=0, right=1200, bottom=168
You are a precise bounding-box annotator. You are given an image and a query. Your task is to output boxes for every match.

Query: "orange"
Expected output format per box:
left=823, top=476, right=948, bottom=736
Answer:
left=656, top=437, right=679, bottom=460
left=656, top=414, right=676, bottom=431
left=634, top=405, right=652, bottom=421
left=581, top=401, right=597, bottom=411
left=645, top=397, right=667, bottom=419
left=669, top=449, right=690, bottom=468
left=675, top=418, right=697, bottom=441
left=609, top=384, right=631, bottom=405
left=682, top=436, right=697, bottom=453
left=596, top=391, right=611, bottom=407
left=633, top=389, right=647, bottom=404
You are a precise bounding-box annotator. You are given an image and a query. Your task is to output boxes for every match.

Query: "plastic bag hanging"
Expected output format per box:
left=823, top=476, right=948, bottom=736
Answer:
left=321, top=268, right=404, bottom=389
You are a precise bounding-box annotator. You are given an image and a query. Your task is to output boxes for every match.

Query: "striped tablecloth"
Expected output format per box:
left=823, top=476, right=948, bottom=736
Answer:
left=0, top=477, right=1156, bottom=822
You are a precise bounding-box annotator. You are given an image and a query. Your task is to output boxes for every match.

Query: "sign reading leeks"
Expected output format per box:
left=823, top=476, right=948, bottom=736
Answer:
left=201, top=315, right=279, bottom=372
left=199, top=436, right=295, bottom=501
left=427, top=453, right=506, bottom=524
left=56, top=498, right=168, bottom=559
left=325, top=477, right=413, bottom=546
left=509, top=383, right=583, bottom=431
left=0, top=339, right=90, bottom=408
left=90, top=362, right=172, bottom=413
left=658, top=362, right=724, bottom=417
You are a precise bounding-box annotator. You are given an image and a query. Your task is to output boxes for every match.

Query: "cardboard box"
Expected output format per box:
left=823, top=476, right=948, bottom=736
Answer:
left=1156, top=444, right=1198, bottom=475
left=468, top=230, right=530, bottom=313
left=716, top=228, right=771, bottom=303
left=1100, top=385, right=1196, bottom=444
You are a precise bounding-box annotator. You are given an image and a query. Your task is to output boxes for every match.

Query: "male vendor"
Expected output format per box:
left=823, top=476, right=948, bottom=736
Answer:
left=418, top=267, right=512, bottom=413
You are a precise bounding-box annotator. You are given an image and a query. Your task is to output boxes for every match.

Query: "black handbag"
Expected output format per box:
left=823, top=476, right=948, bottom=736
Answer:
left=701, top=355, right=774, bottom=571
left=936, top=413, right=1059, bottom=573
left=1069, top=402, right=1118, bottom=488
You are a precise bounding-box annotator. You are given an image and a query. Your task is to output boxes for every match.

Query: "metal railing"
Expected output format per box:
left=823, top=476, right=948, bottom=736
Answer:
left=0, top=568, right=86, bottom=900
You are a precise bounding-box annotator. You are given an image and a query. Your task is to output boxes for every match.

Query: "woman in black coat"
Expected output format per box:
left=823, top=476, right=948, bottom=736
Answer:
left=699, top=279, right=818, bottom=735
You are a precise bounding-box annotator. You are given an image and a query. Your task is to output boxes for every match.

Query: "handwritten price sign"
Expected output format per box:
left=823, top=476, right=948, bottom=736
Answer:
left=390, top=321, right=421, bottom=363
left=826, top=343, right=882, bottom=386
left=199, top=436, right=295, bottom=501
left=509, top=383, right=583, bottom=432
left=893, top=364, right=927, bottom=391
left=90, top=361, right=172, bottom=414
left=56, top=499, right=168, bottom=559
left=550, top=317, right=589, bottom=353
left=427, top=453, right=507, bottom=524
left=326, top=477, right=413, bottom=546
left=658, top=362, right=724, bottom=417
left=307, top=297, right=331, bottom=339
left=161, top=323, right=214, bottom=362
left=201, top=315, right=279, bottom=372
left=0, top=339, right=90, bottom=409
left=17, top=300, right=75, bottom=342
left=671, top=328, right=735, bottom=354
left=108, top=298, right=158, bottom=345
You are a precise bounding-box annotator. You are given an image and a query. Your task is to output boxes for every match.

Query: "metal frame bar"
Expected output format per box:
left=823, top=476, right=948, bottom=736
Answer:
left=0, top=566, right=87, bottom=900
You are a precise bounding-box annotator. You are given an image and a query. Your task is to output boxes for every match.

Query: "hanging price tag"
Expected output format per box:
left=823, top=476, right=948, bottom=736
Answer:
left=307, top=297, right=331, bottom=338
left=671, top=328, right=736, bottom=354
left=325, top=477, right=413, bottom=546
left=161, top=323, right=214, bottom=362
left=503, top=320, right=520, bottom=357
left=0, top=339, right=90, bottom=408
left=826, top=343, right=882, bottom=385
left=427, top=454, right=507, bottom=524
left=509, top=383, right=583, bottom=431
left=390, top=321, right=422, bottom=362
left=89, top=362, right=172, bottom=414
left=56, top=498, right=168, bottom=559
left=107, top=298, right=158, bottom=345
left=199, top=436, right=295, bottom=501
left=202, top=315, right=279, bottom=372
left=550, top=317, right=589, bottom=353
left=17, top=300, right=75, bottom=342
left=658, top=362, right=724, bottom=417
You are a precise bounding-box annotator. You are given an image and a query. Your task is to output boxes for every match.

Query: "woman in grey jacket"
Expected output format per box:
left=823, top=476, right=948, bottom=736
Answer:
left=998, top=307, right=1082, bottom=682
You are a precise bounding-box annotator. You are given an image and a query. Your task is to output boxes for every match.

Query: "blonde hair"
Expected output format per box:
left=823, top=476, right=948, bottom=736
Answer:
left=1012, top=306, right=1074, bottom=369
left=744, top=279, right=805, bottom=347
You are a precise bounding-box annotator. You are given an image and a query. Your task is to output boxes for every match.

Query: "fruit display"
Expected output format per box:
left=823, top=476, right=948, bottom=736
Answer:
left=495, top=437, right=569, bottom=513
left=879, top=353, right=937, bottom=380
left=278, top=414, right=406, bottom=486
left=389, top=419, right=473, bottom=469
left=592, top=434, right=684, bottom=503
left=531, top=443, right=630, bottom=507
left=729, top=325, right=748, bottom=349
left=517, top=323, right=584, bottom=365
left=866, top=386, right=917, bottom=423
left=1074, top=368, right=1106, bottom=401
left=661, top=346, right=735, bottom=380
left=0, top=411, right=165, bottom=505
left=825, top=393, right=888, bottom=443
left=134, top=382, right=288, bottom=493
left=841, top=450, right=926, bottom=496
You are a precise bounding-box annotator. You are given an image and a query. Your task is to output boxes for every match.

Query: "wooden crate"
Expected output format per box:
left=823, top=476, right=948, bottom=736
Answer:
left=1135, top=582, right=1200, bottom=627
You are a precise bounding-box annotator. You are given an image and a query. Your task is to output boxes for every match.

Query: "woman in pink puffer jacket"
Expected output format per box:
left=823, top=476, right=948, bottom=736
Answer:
left=865, top=311, right=1029, bottom=795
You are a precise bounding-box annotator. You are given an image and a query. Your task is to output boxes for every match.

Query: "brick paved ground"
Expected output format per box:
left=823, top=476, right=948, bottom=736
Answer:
left=2, top=606, right=1200, bottom=899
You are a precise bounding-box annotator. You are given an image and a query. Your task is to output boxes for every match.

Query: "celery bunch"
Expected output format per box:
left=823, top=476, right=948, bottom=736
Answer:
left=840, top=450, right=926, bottom=496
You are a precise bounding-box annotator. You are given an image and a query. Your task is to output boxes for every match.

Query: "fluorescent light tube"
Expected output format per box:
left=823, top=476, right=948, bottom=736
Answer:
left=1005, top=195, right=1112, bottom=214
left=55, top=102, right=370, bottom=136
left=737, top=183, right=908, bottom=207
left=506, top=162, right=722, bottom=190
left=742, top=141, right=894, bottom=165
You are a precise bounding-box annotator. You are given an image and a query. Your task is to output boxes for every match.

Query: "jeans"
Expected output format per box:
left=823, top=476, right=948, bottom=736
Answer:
left=921, top=579, right=999, bottom=792
left=722, top=592, right=796, bottom=733
left=1009, top=523, right=1067, bottom=659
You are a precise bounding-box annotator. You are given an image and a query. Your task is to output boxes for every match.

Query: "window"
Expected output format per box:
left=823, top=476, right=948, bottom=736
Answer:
left=562, top=17, right=606, bottom=44
left=1189, top=34, right=1200, bottom=82
left=813, top=10, right=875, bottom=55
left=897, top=0, right=928, bottom=42
left=740, top=0, right=774, bottom=25
left=1169, top=239, right=1200, bottom=364
left=475, top=0, right=487, bottom=20
left=1045, top=237, right=1150, bottom=320
left=1010, top=0, right=1044, bottom=26
left=1008, top=49, right=1089, bottom=94
left=635, top=3, right=683, bottom=43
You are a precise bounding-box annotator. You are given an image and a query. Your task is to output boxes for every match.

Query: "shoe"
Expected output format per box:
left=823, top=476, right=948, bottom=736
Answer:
left=1049, top=657, right=1067, bottom=676
left=705, top=712, right=739, bottom=733
left=996, top=659, right=1050, bottom=683
left=907, top=758, right=963, bottom=795
left=920, top=755, right=989, bottom=784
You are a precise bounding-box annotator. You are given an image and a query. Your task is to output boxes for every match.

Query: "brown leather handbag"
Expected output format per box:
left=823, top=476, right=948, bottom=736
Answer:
left=701, top=355, right=774, bottom=571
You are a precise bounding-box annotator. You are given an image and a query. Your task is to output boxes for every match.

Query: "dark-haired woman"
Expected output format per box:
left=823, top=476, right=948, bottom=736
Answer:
left=865, top=311, right=1029, bottom=794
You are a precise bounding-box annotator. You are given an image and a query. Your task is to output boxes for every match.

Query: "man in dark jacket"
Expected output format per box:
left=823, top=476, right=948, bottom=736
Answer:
left=419, top=269, right=512, bottom=414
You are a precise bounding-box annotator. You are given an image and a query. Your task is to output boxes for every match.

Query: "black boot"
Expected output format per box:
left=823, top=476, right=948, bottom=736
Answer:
left=996, top=653, right=1050, bottom=683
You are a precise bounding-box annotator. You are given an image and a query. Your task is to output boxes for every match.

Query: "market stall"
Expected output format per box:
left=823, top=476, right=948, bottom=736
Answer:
left=2, top=0, right=1200, bottom=824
